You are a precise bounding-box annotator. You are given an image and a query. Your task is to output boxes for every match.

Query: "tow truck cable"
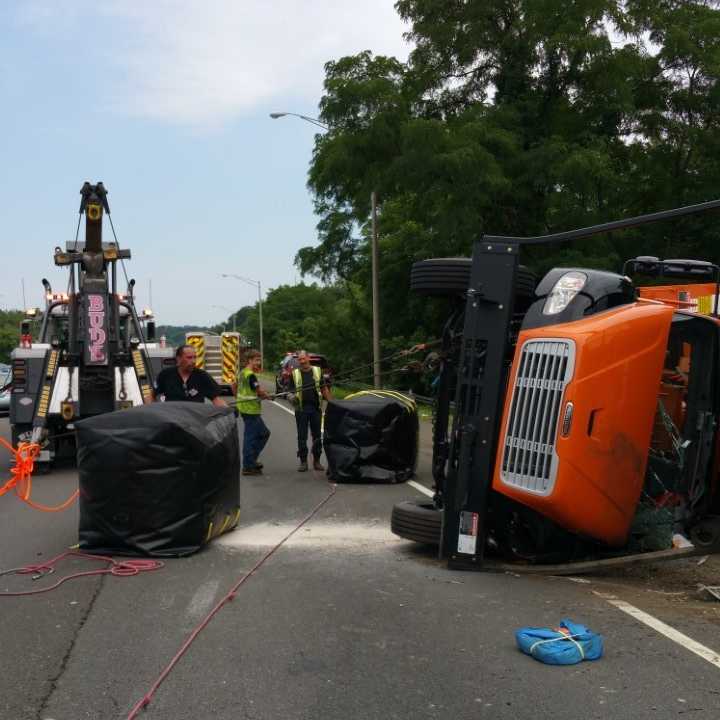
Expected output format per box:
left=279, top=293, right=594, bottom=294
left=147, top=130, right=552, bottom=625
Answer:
left=126, top=481, right=338, bottom=719
left=0, top=438, right=79, bottom=512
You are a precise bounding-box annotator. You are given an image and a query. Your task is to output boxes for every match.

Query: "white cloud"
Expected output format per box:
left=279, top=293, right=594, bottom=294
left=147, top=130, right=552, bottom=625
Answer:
left=21, top=0, right=412, bottom=126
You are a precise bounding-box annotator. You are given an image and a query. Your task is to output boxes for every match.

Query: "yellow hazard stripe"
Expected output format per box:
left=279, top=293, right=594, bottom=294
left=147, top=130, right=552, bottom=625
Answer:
left=38, top=350, right=63, bottom=418
left=187, top=335, right=205, bottom=369
left=46, top=350, right=59, bottom=379
left=221, top=334, right=239, bottom=384
left=36, top=384, right=52, bottom=417
left=132, top=349, right=147, bottom=379
left=205, top=507, right=241, bottom=543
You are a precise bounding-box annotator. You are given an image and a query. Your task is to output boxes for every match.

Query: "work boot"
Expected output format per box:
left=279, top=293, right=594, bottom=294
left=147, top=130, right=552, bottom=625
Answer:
left=242, top=467, right=262, bottom=476
left=298, top=460, right=309, bottom=472
left=313, top=459, right=325, bottom=471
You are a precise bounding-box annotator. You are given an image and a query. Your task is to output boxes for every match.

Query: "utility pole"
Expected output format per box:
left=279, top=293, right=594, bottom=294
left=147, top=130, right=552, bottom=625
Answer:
left=257, top=281, right=264, bottom=368
left=371, top=191, right=381, bottom=388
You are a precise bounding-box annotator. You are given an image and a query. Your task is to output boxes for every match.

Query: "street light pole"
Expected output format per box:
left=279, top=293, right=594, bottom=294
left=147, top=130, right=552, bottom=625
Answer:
left=371, top=191, right=381, bottom=388
left=256, top=280, right=263, bottom=369
left=271, top=110, right=381, bottom=386
left=269, top=111, right=328, bottom=130
left=220, top=274, right=264, bottom=367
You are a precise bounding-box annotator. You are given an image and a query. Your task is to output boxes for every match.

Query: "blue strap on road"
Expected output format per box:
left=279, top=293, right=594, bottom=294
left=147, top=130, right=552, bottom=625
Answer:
left=516, top=619, right=604, bottom=665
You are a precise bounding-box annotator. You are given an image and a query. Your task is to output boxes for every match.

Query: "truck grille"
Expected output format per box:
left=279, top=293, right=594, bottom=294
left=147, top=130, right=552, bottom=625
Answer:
left=500, top=339, right=575, bottom=495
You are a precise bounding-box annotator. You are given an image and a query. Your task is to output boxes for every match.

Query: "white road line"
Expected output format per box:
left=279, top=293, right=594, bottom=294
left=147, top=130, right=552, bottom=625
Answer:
left=270, top=400, right=295, bottom=416
left=597, top=593, right=720, bottom=670
left=408, top=480, right=434, bottom=498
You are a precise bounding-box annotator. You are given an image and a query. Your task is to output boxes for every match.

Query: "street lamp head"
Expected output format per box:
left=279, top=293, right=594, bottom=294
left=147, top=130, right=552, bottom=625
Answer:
left=269, top=111, right=328, bottom=130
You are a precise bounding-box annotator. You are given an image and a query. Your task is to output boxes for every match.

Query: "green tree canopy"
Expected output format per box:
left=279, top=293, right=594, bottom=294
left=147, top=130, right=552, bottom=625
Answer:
left=296, top=0, right=720, bottom=367
left=0, top=310, right=26, bottom=364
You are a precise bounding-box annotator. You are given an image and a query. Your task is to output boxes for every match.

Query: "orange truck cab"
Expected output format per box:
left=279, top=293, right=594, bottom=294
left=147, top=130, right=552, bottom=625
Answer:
left=403, top=203, right=720, bottom=568
left=493, top=270, right=720, bottom=550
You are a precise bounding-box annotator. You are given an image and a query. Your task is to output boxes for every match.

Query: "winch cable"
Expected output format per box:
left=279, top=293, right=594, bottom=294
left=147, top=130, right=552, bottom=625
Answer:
left=0, top=438, right=78, bottom=512
left=272, top=341, right=440, bottom=400
left=0, top=551, right=162, bottom=598
left=106, top=213, right=156, bottom=387
left=326, top=341, right=439, bottom=386
left=65, top=210, right=83, bottom=297
left=125, top=481, right=338, bottom=720
left=273, top=361, right=435, bottom=401
left=71, top=211, right=82, bottom=252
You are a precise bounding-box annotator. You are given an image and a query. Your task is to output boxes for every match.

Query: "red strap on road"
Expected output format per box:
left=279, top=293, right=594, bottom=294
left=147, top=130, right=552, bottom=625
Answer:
left=0, top=550, right=164, bottom=597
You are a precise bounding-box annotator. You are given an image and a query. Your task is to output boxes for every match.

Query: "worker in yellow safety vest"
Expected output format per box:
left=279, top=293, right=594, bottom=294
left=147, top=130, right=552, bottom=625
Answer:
left=288, top=350, right=332, bottom=472
left=234, top=350, right=271, bottom=476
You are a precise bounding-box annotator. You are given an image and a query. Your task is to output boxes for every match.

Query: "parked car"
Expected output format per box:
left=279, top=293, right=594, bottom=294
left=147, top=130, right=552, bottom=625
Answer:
left=275, top=352, right=332, bottom=395
left=0, top=366, right=11, bottom=413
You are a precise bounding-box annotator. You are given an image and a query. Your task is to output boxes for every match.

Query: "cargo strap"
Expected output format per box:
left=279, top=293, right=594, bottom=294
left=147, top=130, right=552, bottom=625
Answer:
left=0, top=438, right=78, bottom=512
left=529, top=633, right=585, bottom=659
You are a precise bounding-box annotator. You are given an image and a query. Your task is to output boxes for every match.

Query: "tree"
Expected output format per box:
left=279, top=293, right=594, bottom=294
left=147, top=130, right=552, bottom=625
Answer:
left=296, top=0, right=720, bottom=377
left=0, top=310, right=25, bottom=364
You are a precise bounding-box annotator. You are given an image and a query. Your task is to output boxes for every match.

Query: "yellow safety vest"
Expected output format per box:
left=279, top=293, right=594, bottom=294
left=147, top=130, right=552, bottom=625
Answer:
left=236, top=367, right=261, bottom=415
left=292, top=365, right=322, bottom=409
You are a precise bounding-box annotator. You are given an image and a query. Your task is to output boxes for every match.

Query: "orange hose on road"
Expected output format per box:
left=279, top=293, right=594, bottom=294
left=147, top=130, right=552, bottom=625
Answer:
left=0, top=437, right=79, bottom=512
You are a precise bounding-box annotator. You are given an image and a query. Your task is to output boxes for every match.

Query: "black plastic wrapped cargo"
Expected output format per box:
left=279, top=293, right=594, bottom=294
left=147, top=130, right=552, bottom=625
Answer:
left=76, top=402, right=240, bottom=557
left=324, top=390, right=418, bottom=483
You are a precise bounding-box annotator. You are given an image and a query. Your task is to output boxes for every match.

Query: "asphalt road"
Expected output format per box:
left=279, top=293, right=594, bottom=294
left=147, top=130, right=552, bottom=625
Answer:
left=1, top=402, right=719, bottom=720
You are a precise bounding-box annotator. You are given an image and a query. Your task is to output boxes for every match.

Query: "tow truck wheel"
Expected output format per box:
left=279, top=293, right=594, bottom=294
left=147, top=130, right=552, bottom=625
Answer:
left=410, top=258, right=536, bottom=298
left=391, top=499, right=441, bottom=545
left=690, top=517, right=720, bottom=551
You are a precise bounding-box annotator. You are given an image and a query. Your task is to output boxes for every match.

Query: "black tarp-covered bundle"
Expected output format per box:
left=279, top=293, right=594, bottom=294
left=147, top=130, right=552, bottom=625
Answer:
left=324, top=390, right=418, bottom=483
left=76, top=402, right=240, bottom=557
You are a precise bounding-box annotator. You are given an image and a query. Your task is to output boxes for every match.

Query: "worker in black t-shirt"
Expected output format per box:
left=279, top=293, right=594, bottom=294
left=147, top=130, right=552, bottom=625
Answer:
left=149, top=344, right=226, bottom=407
left=287, top=350, right=332, bottom=472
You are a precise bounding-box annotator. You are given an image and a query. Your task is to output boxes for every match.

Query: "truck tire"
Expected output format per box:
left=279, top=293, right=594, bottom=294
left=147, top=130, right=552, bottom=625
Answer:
left=391, top=499, right=441, bottom=545
left=410, top=258, right=536, bottom=299
left=690, top=517, right=720, bottom=552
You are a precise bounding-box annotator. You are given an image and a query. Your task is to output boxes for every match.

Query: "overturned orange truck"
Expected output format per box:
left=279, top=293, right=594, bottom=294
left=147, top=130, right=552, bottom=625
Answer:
left=392, top=201, right=720, bottom=567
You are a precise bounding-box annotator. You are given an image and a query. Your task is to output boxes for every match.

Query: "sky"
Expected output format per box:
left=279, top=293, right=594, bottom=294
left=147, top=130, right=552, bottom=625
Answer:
left=0, top=1, right=411, bottom=326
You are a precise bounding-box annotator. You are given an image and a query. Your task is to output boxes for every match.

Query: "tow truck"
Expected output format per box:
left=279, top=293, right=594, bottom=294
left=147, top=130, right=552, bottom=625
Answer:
left=9, top=182, right=174, bottom=470
left=392, top=200, right=720, bottom=567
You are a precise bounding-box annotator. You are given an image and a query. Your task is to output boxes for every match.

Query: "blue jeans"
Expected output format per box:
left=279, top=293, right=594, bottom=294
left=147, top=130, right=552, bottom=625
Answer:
left=241, top=414, right=270, bottom=469
left=295, top=407, right=322, bottom=461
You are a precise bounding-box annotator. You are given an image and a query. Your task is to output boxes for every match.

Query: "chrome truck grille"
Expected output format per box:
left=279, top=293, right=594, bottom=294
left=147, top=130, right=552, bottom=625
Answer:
left=500, top=339, right=576, bottom=495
